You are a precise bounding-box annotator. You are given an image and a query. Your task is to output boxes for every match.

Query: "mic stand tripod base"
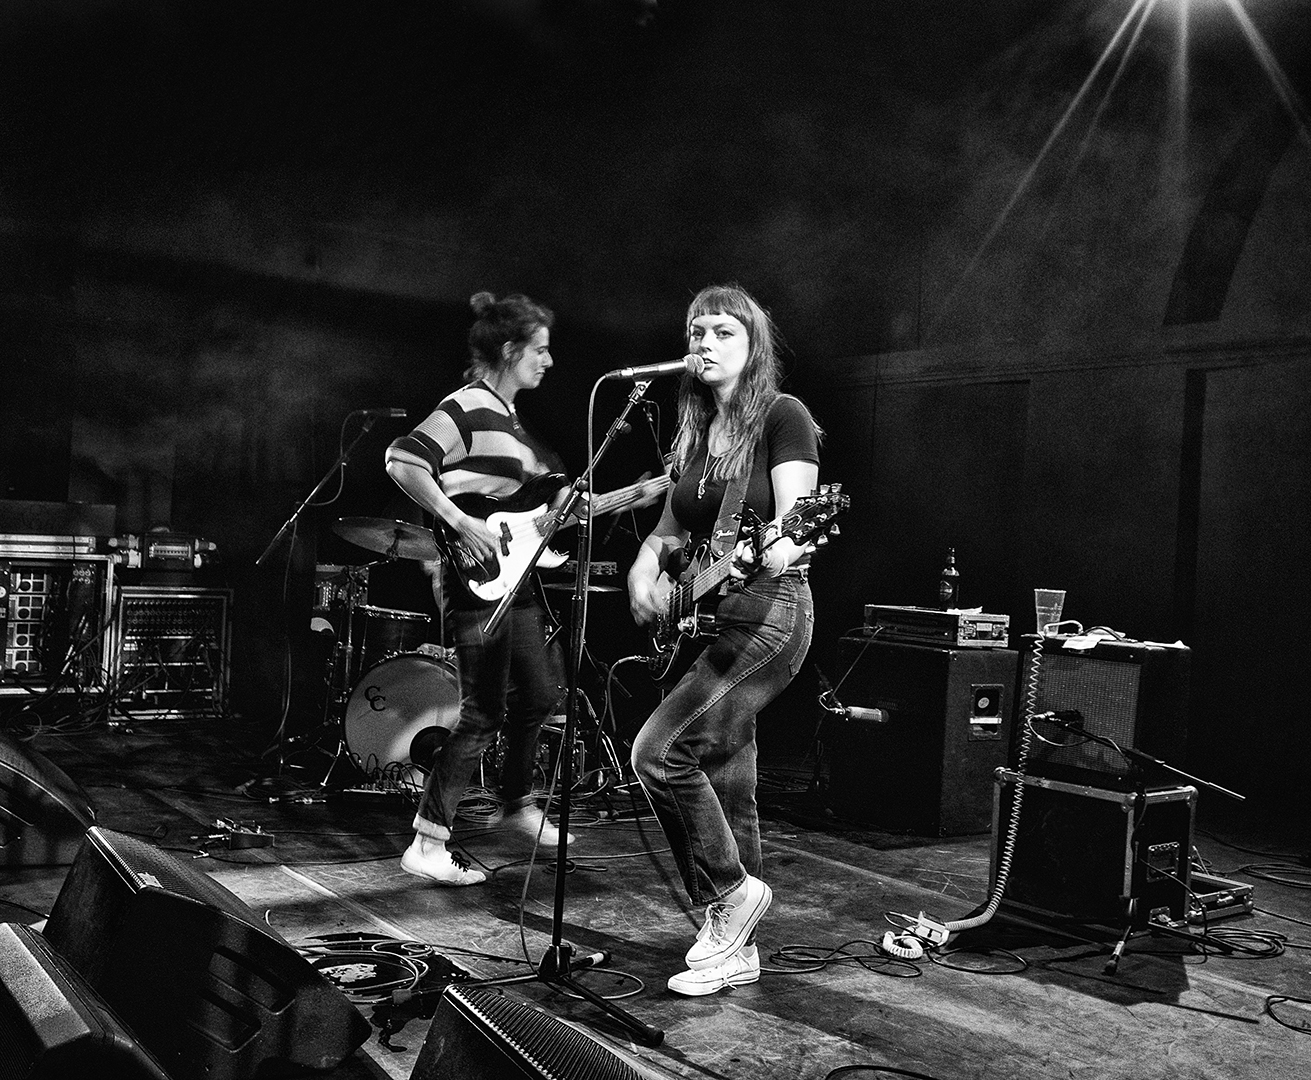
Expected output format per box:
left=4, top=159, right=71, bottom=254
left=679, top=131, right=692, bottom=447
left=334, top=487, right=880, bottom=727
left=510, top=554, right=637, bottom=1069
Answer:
left=463, top=942, right=664, bottom=1047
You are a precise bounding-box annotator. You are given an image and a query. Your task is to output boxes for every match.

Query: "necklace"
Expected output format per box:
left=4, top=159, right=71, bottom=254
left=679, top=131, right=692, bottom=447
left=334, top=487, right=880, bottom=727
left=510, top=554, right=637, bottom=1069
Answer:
left=696, top=450, right=715, bottom=500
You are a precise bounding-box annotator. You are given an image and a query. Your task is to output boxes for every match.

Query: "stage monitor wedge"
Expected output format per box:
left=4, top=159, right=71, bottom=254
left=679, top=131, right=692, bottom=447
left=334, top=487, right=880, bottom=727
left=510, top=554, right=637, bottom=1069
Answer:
left=0, top=733, right=96, bottom=866
left=0, top=922, right=171, bottom=1080
left=414, top=984, right=682, bottom=1080
left=41, top=826, right=371, bottom=1080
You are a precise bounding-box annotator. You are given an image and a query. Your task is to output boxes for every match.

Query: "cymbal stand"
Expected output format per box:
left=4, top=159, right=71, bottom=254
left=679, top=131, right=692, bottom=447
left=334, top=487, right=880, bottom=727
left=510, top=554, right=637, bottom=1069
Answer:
left=474, top=378, right=663, bottom=1047
left=541, top=607, right=629, bottom=800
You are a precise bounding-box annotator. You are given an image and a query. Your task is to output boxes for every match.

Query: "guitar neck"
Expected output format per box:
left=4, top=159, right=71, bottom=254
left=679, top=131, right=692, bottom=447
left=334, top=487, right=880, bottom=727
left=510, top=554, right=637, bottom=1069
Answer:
left=588, top=474, right=671, bottom=518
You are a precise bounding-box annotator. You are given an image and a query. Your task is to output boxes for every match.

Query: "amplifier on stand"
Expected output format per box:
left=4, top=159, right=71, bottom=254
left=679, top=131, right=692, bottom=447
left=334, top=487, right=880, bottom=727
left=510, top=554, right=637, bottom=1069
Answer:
left=110, top=587, right=232, bottom=718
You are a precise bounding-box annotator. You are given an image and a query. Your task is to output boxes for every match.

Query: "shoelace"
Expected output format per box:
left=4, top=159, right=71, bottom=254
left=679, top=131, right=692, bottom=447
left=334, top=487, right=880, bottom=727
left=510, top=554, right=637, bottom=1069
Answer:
left=450, top=849, right=475, bottom=872
left=703, top=901, right=735, bottom=944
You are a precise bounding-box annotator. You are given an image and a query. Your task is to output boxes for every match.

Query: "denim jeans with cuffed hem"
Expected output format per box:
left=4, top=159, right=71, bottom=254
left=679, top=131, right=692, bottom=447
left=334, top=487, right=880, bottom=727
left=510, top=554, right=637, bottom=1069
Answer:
left=413, top=600, right=561, bottom=835
left=632, top=574, right=813, bottom=906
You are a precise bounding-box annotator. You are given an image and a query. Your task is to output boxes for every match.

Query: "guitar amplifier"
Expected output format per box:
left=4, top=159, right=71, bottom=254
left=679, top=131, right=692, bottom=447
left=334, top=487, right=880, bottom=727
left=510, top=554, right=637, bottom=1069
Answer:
left=826, top=637, right=1016, bottom=835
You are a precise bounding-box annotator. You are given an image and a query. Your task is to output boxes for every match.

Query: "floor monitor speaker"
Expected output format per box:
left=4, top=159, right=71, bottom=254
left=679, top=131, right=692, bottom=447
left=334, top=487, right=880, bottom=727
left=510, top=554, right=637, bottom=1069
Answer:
left=40, top=827, right=371, bottom=1080
left=1013, top=635, right=1190, bottom=790
left=0, top=733, right=96, bottom=866
left=825, top=637, right=1017, bottom=835
left=413, top=984, right=680, bottom=1079
left=0, top=922, right=171, bottom=1080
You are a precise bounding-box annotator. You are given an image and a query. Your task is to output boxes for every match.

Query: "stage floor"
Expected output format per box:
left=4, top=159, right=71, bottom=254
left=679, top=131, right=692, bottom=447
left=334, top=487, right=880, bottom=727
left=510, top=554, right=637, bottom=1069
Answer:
left=3, top=711, right=1309, bottom=1080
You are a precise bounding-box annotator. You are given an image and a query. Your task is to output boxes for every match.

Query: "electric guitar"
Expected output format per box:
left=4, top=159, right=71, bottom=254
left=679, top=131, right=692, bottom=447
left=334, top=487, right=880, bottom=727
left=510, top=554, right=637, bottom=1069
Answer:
left=438, top=472, right=670, bottom=604
left=644, top=486, right=848, bottom=685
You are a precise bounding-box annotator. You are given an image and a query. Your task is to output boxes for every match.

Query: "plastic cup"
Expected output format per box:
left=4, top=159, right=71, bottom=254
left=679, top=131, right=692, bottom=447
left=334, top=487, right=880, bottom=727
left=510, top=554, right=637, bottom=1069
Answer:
left=1034, top=588, right=1066, bottom=636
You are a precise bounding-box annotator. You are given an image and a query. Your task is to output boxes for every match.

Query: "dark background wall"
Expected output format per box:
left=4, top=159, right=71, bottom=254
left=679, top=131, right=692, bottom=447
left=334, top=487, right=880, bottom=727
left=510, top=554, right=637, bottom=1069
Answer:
left=2, top=1, right=1308, bottom=813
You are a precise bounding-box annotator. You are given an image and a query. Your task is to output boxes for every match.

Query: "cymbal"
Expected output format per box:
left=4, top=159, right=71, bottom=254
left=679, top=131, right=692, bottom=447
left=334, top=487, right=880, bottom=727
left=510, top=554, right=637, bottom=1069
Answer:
left=543, top=583, right=623, bottom=593
left=332, top=517, right=441, bottom=561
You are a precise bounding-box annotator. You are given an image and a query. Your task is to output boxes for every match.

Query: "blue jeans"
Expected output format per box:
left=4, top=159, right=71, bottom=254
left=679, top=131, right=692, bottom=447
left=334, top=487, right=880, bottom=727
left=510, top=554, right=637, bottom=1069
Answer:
left=631, top=574, right=813, bottom=905
left=413, top=601, right=562, bottom=837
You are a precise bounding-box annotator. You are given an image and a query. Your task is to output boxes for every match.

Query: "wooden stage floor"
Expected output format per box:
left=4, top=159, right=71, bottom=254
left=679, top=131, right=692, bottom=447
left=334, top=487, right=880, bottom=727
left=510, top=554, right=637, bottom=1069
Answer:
left=3, top=711, right=1309, bottom=1080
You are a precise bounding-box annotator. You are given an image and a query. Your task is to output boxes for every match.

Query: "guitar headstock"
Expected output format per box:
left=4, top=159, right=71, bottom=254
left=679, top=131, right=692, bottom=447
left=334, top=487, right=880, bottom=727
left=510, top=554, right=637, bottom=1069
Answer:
left=779, top=484, right=849, bottom=548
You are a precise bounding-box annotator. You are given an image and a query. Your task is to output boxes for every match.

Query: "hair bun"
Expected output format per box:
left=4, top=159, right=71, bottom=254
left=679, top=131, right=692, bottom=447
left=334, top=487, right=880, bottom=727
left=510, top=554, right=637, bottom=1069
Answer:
left=469, top=291, right=497, bottom=317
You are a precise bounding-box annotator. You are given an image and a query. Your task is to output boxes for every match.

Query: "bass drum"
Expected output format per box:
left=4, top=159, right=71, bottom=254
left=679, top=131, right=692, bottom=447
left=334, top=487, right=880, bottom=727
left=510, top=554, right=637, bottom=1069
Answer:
left=344, top=653, right=460, bottom=792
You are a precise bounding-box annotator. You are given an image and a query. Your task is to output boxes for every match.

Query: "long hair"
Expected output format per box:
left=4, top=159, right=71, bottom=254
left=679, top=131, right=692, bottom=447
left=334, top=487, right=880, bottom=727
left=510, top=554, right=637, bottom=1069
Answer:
left=464, top=291, right=554, bottom=382
left=671, top=283, right=785, bottom=481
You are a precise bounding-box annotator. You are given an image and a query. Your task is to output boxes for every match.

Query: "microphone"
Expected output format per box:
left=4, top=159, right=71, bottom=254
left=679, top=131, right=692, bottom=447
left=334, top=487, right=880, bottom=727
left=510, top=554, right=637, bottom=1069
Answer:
left=352, top=407, right=408, bottom=418
left=602, top=355, right=704, bottom=381
left=1033, top=709, right=1084, bottom=727
left=842, top=706, right=890, bottom=724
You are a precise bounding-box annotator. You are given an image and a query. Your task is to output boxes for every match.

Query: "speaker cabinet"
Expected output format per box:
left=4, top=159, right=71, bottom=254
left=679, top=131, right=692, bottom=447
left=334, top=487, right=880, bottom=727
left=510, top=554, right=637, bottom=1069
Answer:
left=824, top=636, right=1017, bottom=835
left=413, top=984, right=679, bottom=1080
left=991, top=769, right=1196, bottom=930
left=41, top=827, right=370, bottom=1080
left=0, top=922, right=170, bottom=1080
left=0, top=734, right=96, bottom=866
left=1013, top=635, right=1190, bottom=789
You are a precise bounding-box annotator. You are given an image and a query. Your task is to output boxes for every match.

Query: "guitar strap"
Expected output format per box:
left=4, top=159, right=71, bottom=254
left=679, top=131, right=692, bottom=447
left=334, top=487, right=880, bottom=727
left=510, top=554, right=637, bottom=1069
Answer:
left=707, top=428, right=768, bottom=561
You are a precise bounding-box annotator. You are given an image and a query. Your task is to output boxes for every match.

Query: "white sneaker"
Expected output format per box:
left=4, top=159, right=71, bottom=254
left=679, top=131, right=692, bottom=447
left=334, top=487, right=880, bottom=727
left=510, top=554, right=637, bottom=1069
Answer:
left=668, top=945, right=760, bottom=996
left=400, top=837, right=486, bottom=886
left=501, top=805, right=574, bottom=846
left=685, top=876, right=771, bottom=971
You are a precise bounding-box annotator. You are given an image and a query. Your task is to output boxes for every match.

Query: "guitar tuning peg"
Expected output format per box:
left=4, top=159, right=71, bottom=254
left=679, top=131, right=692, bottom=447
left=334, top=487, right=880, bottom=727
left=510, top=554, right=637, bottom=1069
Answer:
left=829, top=483, right=842, bottom=493
left=828, top=524, right=840, bottom=536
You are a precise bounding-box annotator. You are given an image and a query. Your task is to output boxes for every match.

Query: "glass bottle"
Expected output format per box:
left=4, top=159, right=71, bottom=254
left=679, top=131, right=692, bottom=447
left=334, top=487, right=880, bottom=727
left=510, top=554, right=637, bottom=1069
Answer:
left=938, top=547, right=960, bottom=609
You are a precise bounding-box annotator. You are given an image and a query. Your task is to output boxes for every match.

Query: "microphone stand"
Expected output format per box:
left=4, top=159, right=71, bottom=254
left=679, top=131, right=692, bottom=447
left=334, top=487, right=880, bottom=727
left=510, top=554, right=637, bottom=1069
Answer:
left=256, top=414, right=379, bottom=568
left=1030, top=714, right=1245, bottom=802
left=474, top=380, right=664, bottom=1048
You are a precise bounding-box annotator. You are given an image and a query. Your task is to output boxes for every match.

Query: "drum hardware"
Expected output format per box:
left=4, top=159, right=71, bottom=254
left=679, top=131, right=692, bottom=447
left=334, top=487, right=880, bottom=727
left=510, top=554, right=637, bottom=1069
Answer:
left=310, top=549, right=439, bottom=790
left=332, top=517, right=442, bottom=563
left=539, top=588, right=633, bottom=803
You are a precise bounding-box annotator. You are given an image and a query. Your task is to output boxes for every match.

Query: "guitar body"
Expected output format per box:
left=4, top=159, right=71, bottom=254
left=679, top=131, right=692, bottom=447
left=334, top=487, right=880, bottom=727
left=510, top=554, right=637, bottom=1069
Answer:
left=643, top=487, right=850, bottom=686
left=437, top=471, right=671, bottom=606
left=646, top=552, right=721, bottom=688
left=437, top=474, right=568, bottom=604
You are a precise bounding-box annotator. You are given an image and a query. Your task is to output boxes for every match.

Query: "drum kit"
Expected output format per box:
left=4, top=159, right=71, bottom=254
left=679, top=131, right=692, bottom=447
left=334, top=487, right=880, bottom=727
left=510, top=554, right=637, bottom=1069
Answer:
left=311, top=515, right=626, bottom=800
left=312, top=517, right=460, bottom=794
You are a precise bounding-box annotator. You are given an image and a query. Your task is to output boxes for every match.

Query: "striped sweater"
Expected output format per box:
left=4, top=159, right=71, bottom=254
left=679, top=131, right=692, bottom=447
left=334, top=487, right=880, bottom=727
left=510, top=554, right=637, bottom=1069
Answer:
left=385, top=380, right=562, bottom=499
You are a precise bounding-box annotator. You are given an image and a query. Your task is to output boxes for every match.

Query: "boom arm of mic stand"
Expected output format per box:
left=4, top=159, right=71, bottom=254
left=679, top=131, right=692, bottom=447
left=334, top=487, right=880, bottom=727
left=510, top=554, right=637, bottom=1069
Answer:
left=1039, top=716, right=1246, bottom=802
left=1118, top=746, right=1246, bottom=802
left=256, top=415, right=379, bottom=568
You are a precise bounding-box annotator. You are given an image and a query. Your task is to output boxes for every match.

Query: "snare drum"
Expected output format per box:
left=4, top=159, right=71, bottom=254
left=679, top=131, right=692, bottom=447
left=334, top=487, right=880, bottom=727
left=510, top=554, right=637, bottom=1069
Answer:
left=344, top=653, right=460, bottom=791
left=350, top=605, right=431, bottom=675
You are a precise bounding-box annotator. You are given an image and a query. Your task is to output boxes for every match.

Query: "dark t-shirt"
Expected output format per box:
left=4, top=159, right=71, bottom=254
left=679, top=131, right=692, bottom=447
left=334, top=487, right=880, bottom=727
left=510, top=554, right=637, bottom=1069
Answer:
left=668, top=394, right=820, bottom=540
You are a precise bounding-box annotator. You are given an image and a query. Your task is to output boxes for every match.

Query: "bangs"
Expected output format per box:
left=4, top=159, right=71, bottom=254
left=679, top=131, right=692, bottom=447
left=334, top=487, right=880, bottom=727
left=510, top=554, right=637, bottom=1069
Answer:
left=686, top=286, right=759, bottom=334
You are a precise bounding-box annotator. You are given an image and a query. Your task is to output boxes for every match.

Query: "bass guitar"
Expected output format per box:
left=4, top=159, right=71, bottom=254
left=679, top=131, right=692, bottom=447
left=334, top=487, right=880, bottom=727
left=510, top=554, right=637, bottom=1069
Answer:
left=439, top=472, right=670, bottom=604
left=645, top=485, right=848, bottom=685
